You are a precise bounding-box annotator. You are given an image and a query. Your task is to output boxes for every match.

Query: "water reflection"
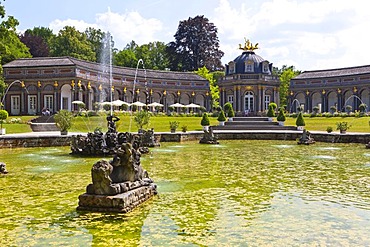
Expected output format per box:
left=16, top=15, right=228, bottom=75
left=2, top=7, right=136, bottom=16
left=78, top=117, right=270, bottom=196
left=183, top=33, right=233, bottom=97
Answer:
left=0, top=141, right=369, bottom=246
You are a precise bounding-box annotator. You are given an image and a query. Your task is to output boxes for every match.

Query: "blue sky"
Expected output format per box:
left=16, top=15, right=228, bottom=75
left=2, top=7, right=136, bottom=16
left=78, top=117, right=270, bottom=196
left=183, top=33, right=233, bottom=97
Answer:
left=4, top=0, right=370, bottom=71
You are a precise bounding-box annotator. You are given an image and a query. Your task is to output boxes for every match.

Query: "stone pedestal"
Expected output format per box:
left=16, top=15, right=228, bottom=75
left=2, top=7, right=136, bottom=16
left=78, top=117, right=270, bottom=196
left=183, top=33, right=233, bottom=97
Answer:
left=77, top=183, right=157, bottom=213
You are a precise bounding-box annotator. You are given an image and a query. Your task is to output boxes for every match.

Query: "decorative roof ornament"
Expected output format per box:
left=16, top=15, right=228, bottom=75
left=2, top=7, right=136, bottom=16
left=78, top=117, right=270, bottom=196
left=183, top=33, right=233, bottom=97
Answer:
left=239, top=38, right=259, bottom=51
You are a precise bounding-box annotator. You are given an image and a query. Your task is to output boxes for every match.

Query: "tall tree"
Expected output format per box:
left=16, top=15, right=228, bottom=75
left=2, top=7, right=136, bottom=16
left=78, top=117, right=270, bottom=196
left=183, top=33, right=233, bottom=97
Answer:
left=167, top=15, right=224, bottom=72
left=276, top=65, right=301, bottom=106
left=0, top=15, right=31, bottom=64
left=113, top=40, right=138, bottom=67
left=196, top=66, right=223, bottom=109
left=24, top=27, right=54, bottom=46
left=85, top=27, right=115, bottom=63
left=114, top=49, right=137, bottom=68
left=0, top=1, right=31, bottom=97
left=50, top=26, right=96, bottom=61
left=19, top=32, right=49, bottom=57
left=136, top=41, right=169, bottom=70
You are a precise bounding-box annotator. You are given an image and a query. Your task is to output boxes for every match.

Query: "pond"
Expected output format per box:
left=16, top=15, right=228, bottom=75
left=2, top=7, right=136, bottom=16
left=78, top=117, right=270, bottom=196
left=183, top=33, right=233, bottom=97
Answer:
left=0, top=140, right=369, bottom=246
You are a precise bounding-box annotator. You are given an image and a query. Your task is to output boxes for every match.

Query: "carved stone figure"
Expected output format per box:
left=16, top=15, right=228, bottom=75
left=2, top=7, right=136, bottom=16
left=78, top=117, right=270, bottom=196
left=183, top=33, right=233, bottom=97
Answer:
left=70, top=118, right=159, bottom=156
left=140, top=128, right=160, bottom=148
left=199, top=127, right=219, bottom=144
left=106, top=115, right=120, bottom=133
left=87, top=160, right=119, bottom=195
left=297, top=129, right=315, bottom=145
left=0, top=162, right=8, bottom=174
left=86, top=142, right=152, bottom=195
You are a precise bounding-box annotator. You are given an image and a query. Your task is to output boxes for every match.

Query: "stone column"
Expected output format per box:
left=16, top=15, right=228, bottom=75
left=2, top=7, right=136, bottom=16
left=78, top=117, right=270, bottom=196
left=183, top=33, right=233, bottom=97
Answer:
left=88, top=89, right=93, bottom=110
left=37, top=88, right=41, bottom=114
left=20, top=88, right=25, bottom=115
left=337, top=91, right=342, bottom=112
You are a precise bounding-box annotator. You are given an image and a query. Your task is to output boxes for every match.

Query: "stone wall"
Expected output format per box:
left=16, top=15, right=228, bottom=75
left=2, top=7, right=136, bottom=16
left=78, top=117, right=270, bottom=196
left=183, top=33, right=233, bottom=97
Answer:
left=1, top=131, right=370, bottom=149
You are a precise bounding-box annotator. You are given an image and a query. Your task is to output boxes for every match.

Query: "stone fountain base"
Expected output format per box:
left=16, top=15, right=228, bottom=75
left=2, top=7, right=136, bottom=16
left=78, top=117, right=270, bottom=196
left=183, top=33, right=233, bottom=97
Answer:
left=77, top=183, right=157, bottom=213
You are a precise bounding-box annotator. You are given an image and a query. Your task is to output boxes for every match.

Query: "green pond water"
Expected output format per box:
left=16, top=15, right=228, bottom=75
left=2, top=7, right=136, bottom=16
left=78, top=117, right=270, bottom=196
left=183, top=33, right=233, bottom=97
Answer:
left=0, top=140, right=369, bottom=246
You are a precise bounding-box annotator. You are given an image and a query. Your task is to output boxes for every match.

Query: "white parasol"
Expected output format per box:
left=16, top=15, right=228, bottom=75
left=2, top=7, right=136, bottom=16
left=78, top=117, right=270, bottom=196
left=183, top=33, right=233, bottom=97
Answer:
left=185, top=103, right=201, bottom=108
left=169, top=103, right=185, bottom=108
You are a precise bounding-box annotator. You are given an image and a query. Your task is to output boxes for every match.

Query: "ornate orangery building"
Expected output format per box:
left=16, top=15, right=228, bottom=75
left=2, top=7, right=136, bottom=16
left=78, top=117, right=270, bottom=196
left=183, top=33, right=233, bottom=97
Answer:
left=289, top=65, right=370, bottom=113
left=218, top=39, right=280, bottom=115
left=2, top=57, right=211, bottom=115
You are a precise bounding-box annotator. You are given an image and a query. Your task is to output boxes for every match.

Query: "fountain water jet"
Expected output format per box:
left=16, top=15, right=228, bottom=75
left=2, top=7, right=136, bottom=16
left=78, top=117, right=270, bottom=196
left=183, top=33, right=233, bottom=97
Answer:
left=129, top=59, right=147, bottom=132
left=341, top=94, right=365, bottom=112
left=1, top=80, right=30, bottom=109
left=290, top=98, right=301, bottom=113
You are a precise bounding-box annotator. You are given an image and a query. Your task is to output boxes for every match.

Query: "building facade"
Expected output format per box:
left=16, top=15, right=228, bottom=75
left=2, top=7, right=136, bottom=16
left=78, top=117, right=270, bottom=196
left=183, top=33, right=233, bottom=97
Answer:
left=218, top=39, right=280, bottom=116
left=2, top=57, right=211, bottom=115
left=289, top=65, right=370, bottom=113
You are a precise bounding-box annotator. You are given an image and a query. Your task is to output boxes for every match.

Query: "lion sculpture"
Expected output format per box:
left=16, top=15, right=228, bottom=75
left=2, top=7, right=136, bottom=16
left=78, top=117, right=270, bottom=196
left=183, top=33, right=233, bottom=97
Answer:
left=87, top=142, right=151, bottom=195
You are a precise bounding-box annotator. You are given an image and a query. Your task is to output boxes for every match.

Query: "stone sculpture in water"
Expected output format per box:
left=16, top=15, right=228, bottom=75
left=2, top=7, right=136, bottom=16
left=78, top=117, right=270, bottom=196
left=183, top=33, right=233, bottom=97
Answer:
left=297, top=129, right=315, bottom=145
left=0, top=162, right=8, bottom=174
left=78, top=141, right=157, bottom=213
left=70, top=117, right=159, bottom=156
left=199, top=127, right=219, bottom=144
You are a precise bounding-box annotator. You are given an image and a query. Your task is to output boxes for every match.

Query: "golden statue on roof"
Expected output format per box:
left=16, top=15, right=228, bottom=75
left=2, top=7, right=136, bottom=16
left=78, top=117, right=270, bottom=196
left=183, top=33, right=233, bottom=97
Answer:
left=239, top=38, right=259, bottom=51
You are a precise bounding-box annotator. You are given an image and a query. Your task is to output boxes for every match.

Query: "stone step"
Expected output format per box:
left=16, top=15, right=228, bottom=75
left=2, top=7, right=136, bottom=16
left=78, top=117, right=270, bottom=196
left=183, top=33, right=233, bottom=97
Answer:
left=30, top=123, right=60, bottom=132
left=232, top=117, right=270, bottom=122
left=213, top=125, right=297, bottom=131
left=31, top=115, right=55, bottom=123
left=225, top=121, right=278, bottom=126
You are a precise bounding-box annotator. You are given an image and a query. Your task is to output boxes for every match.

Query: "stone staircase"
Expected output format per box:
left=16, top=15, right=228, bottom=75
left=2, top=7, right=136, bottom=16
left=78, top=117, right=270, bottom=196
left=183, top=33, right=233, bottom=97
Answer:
left=30, top=115, right=60, bottom=132
left=212, top=117, right=297, bottom=131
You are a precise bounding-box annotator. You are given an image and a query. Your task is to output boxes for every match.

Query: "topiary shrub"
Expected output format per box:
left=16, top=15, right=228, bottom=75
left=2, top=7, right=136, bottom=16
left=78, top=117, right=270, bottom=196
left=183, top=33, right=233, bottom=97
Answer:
left=224, top=102, right=235, bottom=118
left=269, top=102, right=277, bottom=110
left=267, top=105, right=275, bottom=118
left=296, top=112, right=305, bottom=127
left=217, top=110, right=227, bottom=122
left=276, top=107, right=286, bottom=122
left=201, top=112, right=210, bottom=126
left=0, top=109, right=8, bottom=129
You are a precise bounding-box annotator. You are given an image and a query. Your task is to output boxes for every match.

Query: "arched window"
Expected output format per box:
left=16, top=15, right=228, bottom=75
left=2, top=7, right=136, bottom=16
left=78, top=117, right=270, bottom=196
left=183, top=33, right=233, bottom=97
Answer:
left=244, top=91, right=254, bottom=111
left=245, top=60, right=254, bottom=72
left=228, top=62, right=235, bottom=74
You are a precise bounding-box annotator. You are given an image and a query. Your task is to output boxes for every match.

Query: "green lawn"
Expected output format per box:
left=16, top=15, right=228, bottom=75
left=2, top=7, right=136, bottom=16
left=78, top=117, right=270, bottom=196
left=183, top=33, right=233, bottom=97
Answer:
left=285, top=116, right=370, bottom=133
left=2, top=114, right=370, bottom=134
left=70, top=114, right=219, bottom=133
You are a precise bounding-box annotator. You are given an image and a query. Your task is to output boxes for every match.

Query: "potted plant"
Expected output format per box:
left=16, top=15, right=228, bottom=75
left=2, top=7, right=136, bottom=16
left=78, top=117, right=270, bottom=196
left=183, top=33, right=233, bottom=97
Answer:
left=54, top=109, right=74, bottom=135
left=169, top=121, right=180, bottom=133
left=201, top=112, right=210, bottom=131
left=266, top=104, right=275, bottom=121
left=134, top=110, right=151, bottom=133
left=296, top=111, right=305, bottom=131
left=276, top=107, right=286, bottom=126
left=224, top=102, right=235, bottom=121
left=217, top=109, right=227, bottom=126
left=181, top=125, right=188, bottom=133
left=345, top=105, right=352, bottom=114
left=0, top=109, right=8, bottom=135
left=336, top=121, right=350, bottom=134
left=359, top=103, right=367, bottom=113
left=330, top=105, right=337, bottom=114
left=312, top=106, right=319, bottom=115
left=326, top=126, right=333, bottom=133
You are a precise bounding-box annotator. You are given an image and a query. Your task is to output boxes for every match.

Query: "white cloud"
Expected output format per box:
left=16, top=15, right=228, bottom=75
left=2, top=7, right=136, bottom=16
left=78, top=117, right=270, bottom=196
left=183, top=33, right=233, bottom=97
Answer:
left=47, top=0, right=370, bottom=70
left=50, top=9, right=164, bottom=49
left=95, top=9, right=163, bottom=49
left=213, top=0, right=370, bottom=70
left=49, top=19, right=96, bottom=34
